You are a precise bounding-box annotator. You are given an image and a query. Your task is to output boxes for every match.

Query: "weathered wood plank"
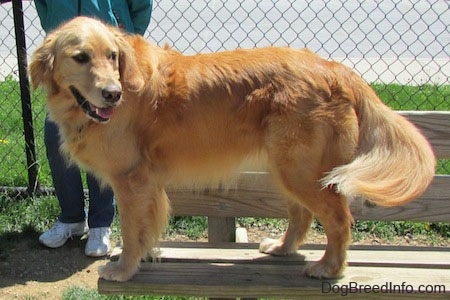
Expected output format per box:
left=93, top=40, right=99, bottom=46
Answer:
left=167, top=174, right=450, bottom=222
left=208, top=217, right=236, bottom=243
left=99, top=262, right=450, bottom=298
left=110, top=244, right=450, bottom=268
left=399, top=111, right=450, bottom=158
left=102, top=244, right=450, bottom=297
left=349, top=175, right=450, bottom=222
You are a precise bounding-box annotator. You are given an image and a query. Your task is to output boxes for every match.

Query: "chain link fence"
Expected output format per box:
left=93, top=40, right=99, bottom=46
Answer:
left=0, top=0, right=449, bottom=197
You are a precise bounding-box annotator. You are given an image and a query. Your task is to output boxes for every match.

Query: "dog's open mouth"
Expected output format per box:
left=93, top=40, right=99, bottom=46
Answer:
left=70, top=86, right=114, bottom=123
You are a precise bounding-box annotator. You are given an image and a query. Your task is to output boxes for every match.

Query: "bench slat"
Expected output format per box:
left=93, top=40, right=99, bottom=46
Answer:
left=110, top=243, right=450, bottom=268
left=399, top=111, right=450, bottom=158
left=167, top=174, right=450, bottom=222
left=99, top=264, right=449, bottom=298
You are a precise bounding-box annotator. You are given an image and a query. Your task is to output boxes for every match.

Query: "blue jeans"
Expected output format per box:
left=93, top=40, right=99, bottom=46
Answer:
left=44, top=118, right=114, bottom=228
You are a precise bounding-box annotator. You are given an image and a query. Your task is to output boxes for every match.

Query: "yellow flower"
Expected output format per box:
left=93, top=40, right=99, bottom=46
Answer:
left=0, top=139, right=9, bottom=145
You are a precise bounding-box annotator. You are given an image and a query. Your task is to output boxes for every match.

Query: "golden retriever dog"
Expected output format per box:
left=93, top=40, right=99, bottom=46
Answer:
left=29, top=17, right=435, bottom=281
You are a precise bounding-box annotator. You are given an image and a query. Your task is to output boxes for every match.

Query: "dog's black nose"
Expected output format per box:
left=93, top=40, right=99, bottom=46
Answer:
left=102, top=85, right=122, bottom=103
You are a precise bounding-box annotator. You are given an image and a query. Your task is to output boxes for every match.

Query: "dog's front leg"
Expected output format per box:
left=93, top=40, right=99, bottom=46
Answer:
left=99, top=170, right=170, bottom=282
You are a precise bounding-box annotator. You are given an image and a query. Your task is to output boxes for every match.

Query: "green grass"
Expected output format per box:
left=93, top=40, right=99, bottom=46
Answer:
left=0, top=76, right=50, bottom=187
left=372, top=83, right=450, bottom=110
left=351, top=220, right=450, bottom=242
left=2, top=196, right=448, bottom=252
left=62, top=286, right=204, bottom=300
left=0, top=196, right=59, bottom=252
left=166, top=216, right=208, bottom=239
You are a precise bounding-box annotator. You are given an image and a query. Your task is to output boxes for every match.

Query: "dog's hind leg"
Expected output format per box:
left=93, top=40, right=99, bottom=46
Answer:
left=260, top=119, right=354, bottom=279
left=99, top=169, right=170, bottom=282
left=265, top=163, right=352, bottom=279
left=301, top=189, right=352, bottom=279
left=259, top=200, right=313, bottom=256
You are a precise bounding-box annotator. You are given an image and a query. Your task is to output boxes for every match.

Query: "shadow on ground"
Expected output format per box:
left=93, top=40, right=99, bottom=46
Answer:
left=0, top=229, right=108, bottom=288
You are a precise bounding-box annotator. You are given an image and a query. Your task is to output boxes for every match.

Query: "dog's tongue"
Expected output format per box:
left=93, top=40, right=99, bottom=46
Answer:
left=89, top=103, right=114, bottom=119
left=96, top=107, right=114, bottom=119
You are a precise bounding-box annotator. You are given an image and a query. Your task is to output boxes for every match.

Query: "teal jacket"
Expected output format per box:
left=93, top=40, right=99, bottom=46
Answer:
left=34, top=0, right=153, bottom=35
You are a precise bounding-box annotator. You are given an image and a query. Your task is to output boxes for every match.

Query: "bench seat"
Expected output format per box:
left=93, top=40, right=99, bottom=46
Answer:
left=99, top=242, right=450, bottom=298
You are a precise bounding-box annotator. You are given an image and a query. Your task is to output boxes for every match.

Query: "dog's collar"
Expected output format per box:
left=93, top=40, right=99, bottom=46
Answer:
left=69, top=86, right=110, bottom=123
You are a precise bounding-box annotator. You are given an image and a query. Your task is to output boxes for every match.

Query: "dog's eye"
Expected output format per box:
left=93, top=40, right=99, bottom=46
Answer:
left=72, top=52, right=90, bottom=64
left=110, top=52, right=118, bottom=61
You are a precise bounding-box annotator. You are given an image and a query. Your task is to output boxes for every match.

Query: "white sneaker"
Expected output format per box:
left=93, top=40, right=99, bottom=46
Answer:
left=39, top=220, right=88, bottom=248
left=85, top=227, right=111, bottom=257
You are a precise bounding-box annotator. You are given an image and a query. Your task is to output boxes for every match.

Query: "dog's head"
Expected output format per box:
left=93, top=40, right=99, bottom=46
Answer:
left=29, top=16, right=144, bottom=123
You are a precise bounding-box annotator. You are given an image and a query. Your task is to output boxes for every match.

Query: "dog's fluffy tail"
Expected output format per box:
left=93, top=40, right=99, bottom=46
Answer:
left=321, top=74, right=435, bottom=207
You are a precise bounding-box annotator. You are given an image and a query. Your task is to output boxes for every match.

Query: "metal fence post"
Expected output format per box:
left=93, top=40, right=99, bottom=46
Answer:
left=12, top=0, right=39, bottom=196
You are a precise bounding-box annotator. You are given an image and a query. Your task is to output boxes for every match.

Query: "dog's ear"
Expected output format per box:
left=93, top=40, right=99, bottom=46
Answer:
left=29, top=34, right=56, bottom=90
left=116, top=34, right=145, bottom=93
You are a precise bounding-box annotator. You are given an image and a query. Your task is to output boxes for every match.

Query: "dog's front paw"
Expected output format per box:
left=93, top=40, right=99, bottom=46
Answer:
left=259, top=238, right=295, bottom=256
left=303, top=260, right=345, bottom=279
left=98, top=261, right=138, bottom=282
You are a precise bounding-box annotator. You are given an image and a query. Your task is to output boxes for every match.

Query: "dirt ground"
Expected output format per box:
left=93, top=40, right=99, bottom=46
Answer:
left=0, top=235, right=109, bottom=300
left=0, top=228, right=446, bottom=300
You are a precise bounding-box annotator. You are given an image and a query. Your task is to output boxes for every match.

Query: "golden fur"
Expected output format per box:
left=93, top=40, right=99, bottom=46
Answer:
left=29, top=17, right=435, bottom=281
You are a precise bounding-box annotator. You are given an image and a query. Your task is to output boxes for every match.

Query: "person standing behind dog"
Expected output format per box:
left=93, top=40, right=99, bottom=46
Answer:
left=34, top=0, right=153, bottom=257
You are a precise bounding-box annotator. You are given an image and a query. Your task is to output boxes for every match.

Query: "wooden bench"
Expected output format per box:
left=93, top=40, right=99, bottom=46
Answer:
left=99, top=111, right=450, bottom=298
